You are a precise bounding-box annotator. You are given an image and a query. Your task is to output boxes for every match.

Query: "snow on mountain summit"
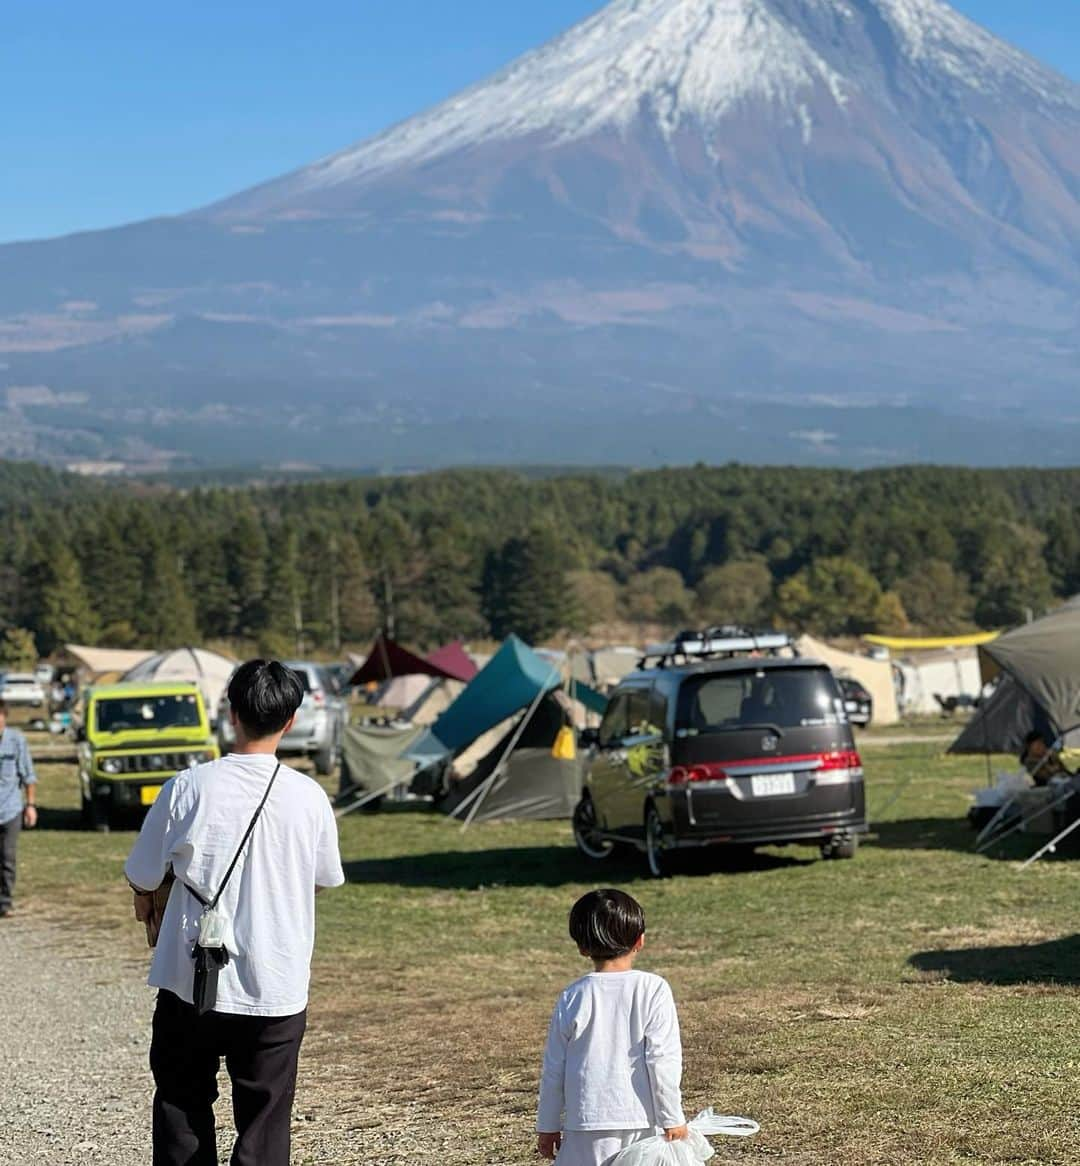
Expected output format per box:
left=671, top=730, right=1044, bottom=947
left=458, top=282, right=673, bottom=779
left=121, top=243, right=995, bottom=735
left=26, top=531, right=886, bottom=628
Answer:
left=252, top=0, right=1079, bottom=201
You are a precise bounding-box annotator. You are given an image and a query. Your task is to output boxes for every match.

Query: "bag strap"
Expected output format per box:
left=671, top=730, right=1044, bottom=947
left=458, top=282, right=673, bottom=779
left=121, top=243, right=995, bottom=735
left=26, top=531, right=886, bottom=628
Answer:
left=187, top=762, right=281, bottom=910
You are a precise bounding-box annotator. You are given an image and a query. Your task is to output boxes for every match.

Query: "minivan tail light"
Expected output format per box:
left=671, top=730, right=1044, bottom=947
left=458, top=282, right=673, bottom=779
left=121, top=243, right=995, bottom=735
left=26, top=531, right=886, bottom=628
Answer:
left=668, top=750, right=862, bottom=786
left=668, top=763, right=728, bottom=785
left=819, top=749, right=862, bottom=771
left=311, top=690, right=325, bottom=706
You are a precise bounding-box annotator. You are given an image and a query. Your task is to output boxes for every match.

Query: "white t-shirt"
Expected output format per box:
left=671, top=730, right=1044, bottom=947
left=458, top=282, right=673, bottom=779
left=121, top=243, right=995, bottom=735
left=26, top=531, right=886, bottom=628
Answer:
left=537, top=969, right=685, bottom=1133
left=125, top=752, right=345, bottom=1017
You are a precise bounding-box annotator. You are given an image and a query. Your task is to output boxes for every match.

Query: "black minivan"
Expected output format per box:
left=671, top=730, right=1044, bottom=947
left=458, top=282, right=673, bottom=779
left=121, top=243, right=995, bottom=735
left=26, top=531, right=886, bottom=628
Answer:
left=573, top=630, right=867, bottom=876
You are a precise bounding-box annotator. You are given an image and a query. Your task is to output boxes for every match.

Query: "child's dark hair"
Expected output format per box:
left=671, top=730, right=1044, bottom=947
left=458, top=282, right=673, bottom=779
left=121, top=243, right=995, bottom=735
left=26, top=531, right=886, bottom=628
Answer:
left=569, top=889, right=645, bottom=960
left=228, top=659, right=304, bottom=738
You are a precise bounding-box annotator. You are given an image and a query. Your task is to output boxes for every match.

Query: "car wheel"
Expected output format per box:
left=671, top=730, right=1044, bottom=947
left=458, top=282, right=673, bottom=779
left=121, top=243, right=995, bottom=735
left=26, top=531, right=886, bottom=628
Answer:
left=644, top=804, right=671, bottom=879
left=314, top=742, right=339, bottom=776
left=822, top=834, right=858, bottom=860
left=572, top=797, right=613, bottom=860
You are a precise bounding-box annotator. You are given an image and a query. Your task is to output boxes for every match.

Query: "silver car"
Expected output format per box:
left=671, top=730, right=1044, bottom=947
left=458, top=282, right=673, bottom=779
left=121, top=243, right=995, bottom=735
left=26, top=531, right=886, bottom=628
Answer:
left=217, top=661, right=348, bottom=775
left=0, top=672, right=47, bottom=707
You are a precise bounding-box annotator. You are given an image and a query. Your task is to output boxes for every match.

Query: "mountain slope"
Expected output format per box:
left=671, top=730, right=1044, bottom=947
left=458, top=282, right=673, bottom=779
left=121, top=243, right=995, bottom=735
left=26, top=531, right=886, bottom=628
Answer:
left=1, top=0, right=1078, bottom=470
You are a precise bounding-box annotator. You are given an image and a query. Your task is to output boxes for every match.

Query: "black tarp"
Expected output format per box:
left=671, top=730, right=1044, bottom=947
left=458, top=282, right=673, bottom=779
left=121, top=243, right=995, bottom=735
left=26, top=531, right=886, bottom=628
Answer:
left=436, top=693, right=582, bottom=821
left=949, top=604, right=1080, bottom=755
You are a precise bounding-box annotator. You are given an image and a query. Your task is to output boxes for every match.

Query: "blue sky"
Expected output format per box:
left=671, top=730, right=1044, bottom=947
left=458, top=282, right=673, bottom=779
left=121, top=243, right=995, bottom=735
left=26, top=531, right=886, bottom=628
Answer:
left=3, top=1, right=1077, bottom=244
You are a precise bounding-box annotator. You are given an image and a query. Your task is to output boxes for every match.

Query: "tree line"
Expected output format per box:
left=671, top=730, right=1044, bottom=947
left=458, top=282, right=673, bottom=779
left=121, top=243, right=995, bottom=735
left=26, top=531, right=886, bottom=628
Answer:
left=1, top=460, right=1078, bottom=661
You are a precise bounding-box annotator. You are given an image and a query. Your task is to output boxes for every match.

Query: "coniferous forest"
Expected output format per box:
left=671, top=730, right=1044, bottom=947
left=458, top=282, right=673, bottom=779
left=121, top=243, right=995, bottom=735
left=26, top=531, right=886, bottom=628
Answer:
left=1, top=460, right=1078, bottom=660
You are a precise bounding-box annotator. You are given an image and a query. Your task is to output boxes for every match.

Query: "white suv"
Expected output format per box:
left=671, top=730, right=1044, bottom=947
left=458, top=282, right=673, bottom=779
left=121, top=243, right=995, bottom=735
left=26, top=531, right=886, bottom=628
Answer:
left=0, top=672, right=46, bottom=708
left=217, top=661, right=347, bottom=774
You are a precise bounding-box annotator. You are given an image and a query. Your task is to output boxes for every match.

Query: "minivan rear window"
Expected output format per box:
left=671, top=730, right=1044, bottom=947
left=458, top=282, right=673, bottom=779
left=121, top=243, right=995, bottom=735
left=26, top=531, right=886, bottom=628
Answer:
left=676, top=669, right=843, bottom=733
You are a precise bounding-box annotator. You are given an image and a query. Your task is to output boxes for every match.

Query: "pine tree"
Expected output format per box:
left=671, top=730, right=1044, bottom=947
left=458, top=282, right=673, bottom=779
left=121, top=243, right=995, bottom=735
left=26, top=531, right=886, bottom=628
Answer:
left=265, top=526, right=306, bottom=656
left=38, top=543, right=100, bottom=652
left=484, top=526, right=572, bottom=643
left=136, top=539, right=198, bottom=644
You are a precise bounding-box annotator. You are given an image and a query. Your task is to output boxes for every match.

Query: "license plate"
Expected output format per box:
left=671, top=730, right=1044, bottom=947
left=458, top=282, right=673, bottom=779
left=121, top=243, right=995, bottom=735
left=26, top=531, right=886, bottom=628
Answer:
left=751, top=773, right=796, bottom=797
left=140, top=785, right=163, bottom=806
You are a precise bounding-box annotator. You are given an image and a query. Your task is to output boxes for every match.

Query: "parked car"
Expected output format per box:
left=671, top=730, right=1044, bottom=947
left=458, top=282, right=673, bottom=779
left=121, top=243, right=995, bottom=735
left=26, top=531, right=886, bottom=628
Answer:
left=837, top=676, right=874, bottom=728
left=0, top=672, right=46, bottom=708
left=217, top=660, right=347, bottom=775
left=573, top=628, right=867, bottom=876
left=78, top=681, right=220, bottom=830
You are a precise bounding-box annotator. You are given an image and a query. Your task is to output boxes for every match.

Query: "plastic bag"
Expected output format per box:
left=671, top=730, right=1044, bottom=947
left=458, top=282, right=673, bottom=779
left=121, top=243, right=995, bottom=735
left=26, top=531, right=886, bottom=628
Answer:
left=607, top=1109, right=760, bottom=1166
left=552, top=726, right=577, bottom=761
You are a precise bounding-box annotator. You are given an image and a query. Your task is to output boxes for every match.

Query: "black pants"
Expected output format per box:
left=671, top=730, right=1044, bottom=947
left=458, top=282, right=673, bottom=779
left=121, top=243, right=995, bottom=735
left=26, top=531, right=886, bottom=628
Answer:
left=0, top=813, right=19, bottom=912
left=150, top=989, right=307, bottom=1166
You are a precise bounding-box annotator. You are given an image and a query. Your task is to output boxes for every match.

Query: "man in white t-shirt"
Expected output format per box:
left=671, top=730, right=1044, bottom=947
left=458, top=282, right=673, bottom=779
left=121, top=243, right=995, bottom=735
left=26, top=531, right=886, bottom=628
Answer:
left=126, top=659, right=345, bottom=1166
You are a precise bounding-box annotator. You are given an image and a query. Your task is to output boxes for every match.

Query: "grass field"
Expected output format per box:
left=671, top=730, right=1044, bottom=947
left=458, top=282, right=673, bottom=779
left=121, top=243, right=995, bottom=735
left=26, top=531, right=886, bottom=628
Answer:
left=18, top=741, right=1080, bottom=1165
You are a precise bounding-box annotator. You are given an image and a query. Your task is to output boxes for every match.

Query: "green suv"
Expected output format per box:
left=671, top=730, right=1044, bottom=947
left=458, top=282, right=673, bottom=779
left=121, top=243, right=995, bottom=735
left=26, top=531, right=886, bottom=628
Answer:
left=78, top=681, right=219, bottom=829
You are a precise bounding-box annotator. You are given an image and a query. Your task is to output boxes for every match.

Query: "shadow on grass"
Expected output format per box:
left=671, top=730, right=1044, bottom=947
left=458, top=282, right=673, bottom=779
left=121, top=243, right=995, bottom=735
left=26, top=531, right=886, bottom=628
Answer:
left=909, top=934, right=1080, bottom=985
left=872, top=816, right=1080, bottom=863
left=871, top=817, right=977, bottom=853
left=35, top=805, right=85, bottom=831
left=344, top=844, right=810, bottom=890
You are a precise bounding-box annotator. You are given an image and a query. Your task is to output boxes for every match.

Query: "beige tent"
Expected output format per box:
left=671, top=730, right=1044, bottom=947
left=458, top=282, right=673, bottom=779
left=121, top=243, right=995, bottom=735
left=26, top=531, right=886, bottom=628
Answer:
left=796, top=635, right=900, bottom=726
left=63, top=644, right=154, bottom=682
left=121, top=647, right=239, bottom=713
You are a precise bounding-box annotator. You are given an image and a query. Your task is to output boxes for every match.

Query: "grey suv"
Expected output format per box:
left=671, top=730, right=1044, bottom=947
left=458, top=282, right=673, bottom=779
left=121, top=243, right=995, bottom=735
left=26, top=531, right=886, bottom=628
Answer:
left=218, top=661, right=348, bottom=775
left=573, top=629, right=867, bottom=877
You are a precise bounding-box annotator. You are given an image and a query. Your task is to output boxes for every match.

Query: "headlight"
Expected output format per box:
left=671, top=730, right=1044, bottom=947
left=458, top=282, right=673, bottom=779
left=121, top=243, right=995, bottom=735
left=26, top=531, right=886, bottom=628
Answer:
left=148, top=755, right=166, bottom=771
left=187, top=752, right=211, bottom=767
left=100, top=757, right=122, bottom=775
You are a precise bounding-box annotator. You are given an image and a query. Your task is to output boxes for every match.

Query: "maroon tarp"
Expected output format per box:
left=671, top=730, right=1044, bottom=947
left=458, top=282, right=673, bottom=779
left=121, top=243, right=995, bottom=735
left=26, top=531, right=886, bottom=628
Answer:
left=350, top=634, right=460, bottom=686
left=426, top=641, right=479, bottom=683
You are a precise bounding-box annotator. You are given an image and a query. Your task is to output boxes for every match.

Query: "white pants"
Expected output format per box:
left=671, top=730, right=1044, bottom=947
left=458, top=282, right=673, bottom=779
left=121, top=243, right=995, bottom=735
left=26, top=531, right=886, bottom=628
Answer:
left=556, top=1128, right=658, bottom=1166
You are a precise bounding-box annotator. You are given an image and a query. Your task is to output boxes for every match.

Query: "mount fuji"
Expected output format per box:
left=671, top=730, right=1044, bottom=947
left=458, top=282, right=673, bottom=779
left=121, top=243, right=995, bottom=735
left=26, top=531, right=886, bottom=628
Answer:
left=2, top=0, right=1079, bottom=469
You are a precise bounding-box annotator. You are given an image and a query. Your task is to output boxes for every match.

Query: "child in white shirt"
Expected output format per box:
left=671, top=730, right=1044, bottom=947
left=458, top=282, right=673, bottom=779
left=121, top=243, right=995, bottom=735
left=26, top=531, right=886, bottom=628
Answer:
left=537, top=889, right=689, bottom=1165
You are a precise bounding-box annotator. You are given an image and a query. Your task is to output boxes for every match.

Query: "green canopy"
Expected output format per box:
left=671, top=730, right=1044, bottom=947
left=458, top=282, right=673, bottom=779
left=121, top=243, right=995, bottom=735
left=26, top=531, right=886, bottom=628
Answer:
left=950, top=602, right=1080, bottom=754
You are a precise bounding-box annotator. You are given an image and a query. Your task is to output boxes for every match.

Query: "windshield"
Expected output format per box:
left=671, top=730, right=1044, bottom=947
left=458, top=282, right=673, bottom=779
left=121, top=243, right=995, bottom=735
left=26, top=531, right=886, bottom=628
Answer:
left=676, top=668, right=843, bottom=733
left=95, top=694, right=203, bottom=734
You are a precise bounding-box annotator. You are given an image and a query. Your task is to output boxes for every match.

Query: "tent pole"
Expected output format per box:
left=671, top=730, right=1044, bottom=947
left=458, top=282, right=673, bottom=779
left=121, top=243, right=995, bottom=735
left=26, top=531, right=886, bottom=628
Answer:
left=459, top=662, right=560, bottom=832
left=976, top=787, right=1074, bottom=854
left=445, top=778, right=492, bottom=822
left=334, top=775, right=406, bottom=818
left=975, top=730, right=1069, bottom=850
left=1020, top=811, right=1080, bottom=869
left=334, top=754, right=442, bottom=819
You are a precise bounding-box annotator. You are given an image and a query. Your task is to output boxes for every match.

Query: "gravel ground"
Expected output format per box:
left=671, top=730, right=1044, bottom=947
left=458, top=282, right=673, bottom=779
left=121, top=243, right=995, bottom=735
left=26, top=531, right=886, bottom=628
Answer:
left=0, top=913, right=364, bottom=1165
left=0, top=913, right=154, bottom=1165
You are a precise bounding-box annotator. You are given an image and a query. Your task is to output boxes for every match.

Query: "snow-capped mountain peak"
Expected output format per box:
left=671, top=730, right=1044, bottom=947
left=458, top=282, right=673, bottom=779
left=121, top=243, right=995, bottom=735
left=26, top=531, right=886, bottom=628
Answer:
left=245, top=0, right=1078, bottom=203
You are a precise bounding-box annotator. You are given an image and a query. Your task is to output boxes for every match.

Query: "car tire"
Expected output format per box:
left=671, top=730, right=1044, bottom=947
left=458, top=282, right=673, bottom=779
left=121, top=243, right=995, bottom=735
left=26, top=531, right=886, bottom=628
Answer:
left=85, top=798, right=110, bottom=833
left=572, top=797, right=613, bottom=860
left=314, top=742, right=339, bottom=776
left=822, top=834, right=858, bottom=860
left=644, top=804, right=671, bottom=879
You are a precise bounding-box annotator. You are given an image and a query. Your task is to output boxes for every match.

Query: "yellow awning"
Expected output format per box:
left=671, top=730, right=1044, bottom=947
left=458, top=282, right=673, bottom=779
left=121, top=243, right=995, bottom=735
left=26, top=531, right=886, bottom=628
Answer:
left=863, top=632, right=1000, bottom=651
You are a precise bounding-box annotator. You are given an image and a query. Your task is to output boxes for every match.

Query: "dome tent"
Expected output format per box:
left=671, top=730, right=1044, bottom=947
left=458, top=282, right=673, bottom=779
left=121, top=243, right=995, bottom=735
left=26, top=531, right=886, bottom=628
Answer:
left=121, top=647, right=238, bottom=716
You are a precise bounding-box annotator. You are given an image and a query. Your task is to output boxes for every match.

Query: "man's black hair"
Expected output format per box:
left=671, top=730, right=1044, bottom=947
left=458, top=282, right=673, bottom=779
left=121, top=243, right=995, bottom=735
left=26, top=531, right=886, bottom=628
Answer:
left=1024, top=730, right=1046, bottom=747
left=228, top=660, right=304, bottom=738
left=569, top=889, right=645, bottom=960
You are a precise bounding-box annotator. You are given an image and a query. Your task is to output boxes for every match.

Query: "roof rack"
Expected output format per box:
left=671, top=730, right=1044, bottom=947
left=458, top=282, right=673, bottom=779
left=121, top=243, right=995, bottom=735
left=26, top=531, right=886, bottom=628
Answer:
left=640, top=626, right=797, bottom=669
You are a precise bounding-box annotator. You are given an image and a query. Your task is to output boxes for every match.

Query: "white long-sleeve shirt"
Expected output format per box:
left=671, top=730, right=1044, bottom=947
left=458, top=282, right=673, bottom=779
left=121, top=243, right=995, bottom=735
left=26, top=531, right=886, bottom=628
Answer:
left=537, top=969, right=686, bottom=1133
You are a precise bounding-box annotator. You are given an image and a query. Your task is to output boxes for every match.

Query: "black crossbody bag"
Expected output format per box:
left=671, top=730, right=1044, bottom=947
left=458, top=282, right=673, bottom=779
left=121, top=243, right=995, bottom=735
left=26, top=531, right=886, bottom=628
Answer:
left=186, top=762, right=280, bottom=1016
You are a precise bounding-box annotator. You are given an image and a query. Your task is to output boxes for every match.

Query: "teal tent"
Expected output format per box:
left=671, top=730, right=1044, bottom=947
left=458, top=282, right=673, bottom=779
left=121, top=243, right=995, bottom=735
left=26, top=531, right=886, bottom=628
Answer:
left=408, top=635, right=560, bottom=761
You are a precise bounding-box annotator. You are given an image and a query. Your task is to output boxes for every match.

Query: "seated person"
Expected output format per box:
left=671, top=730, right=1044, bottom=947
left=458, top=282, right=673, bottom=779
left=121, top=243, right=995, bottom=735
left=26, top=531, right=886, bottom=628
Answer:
left=1021, top=731, right=1068, bottom=786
